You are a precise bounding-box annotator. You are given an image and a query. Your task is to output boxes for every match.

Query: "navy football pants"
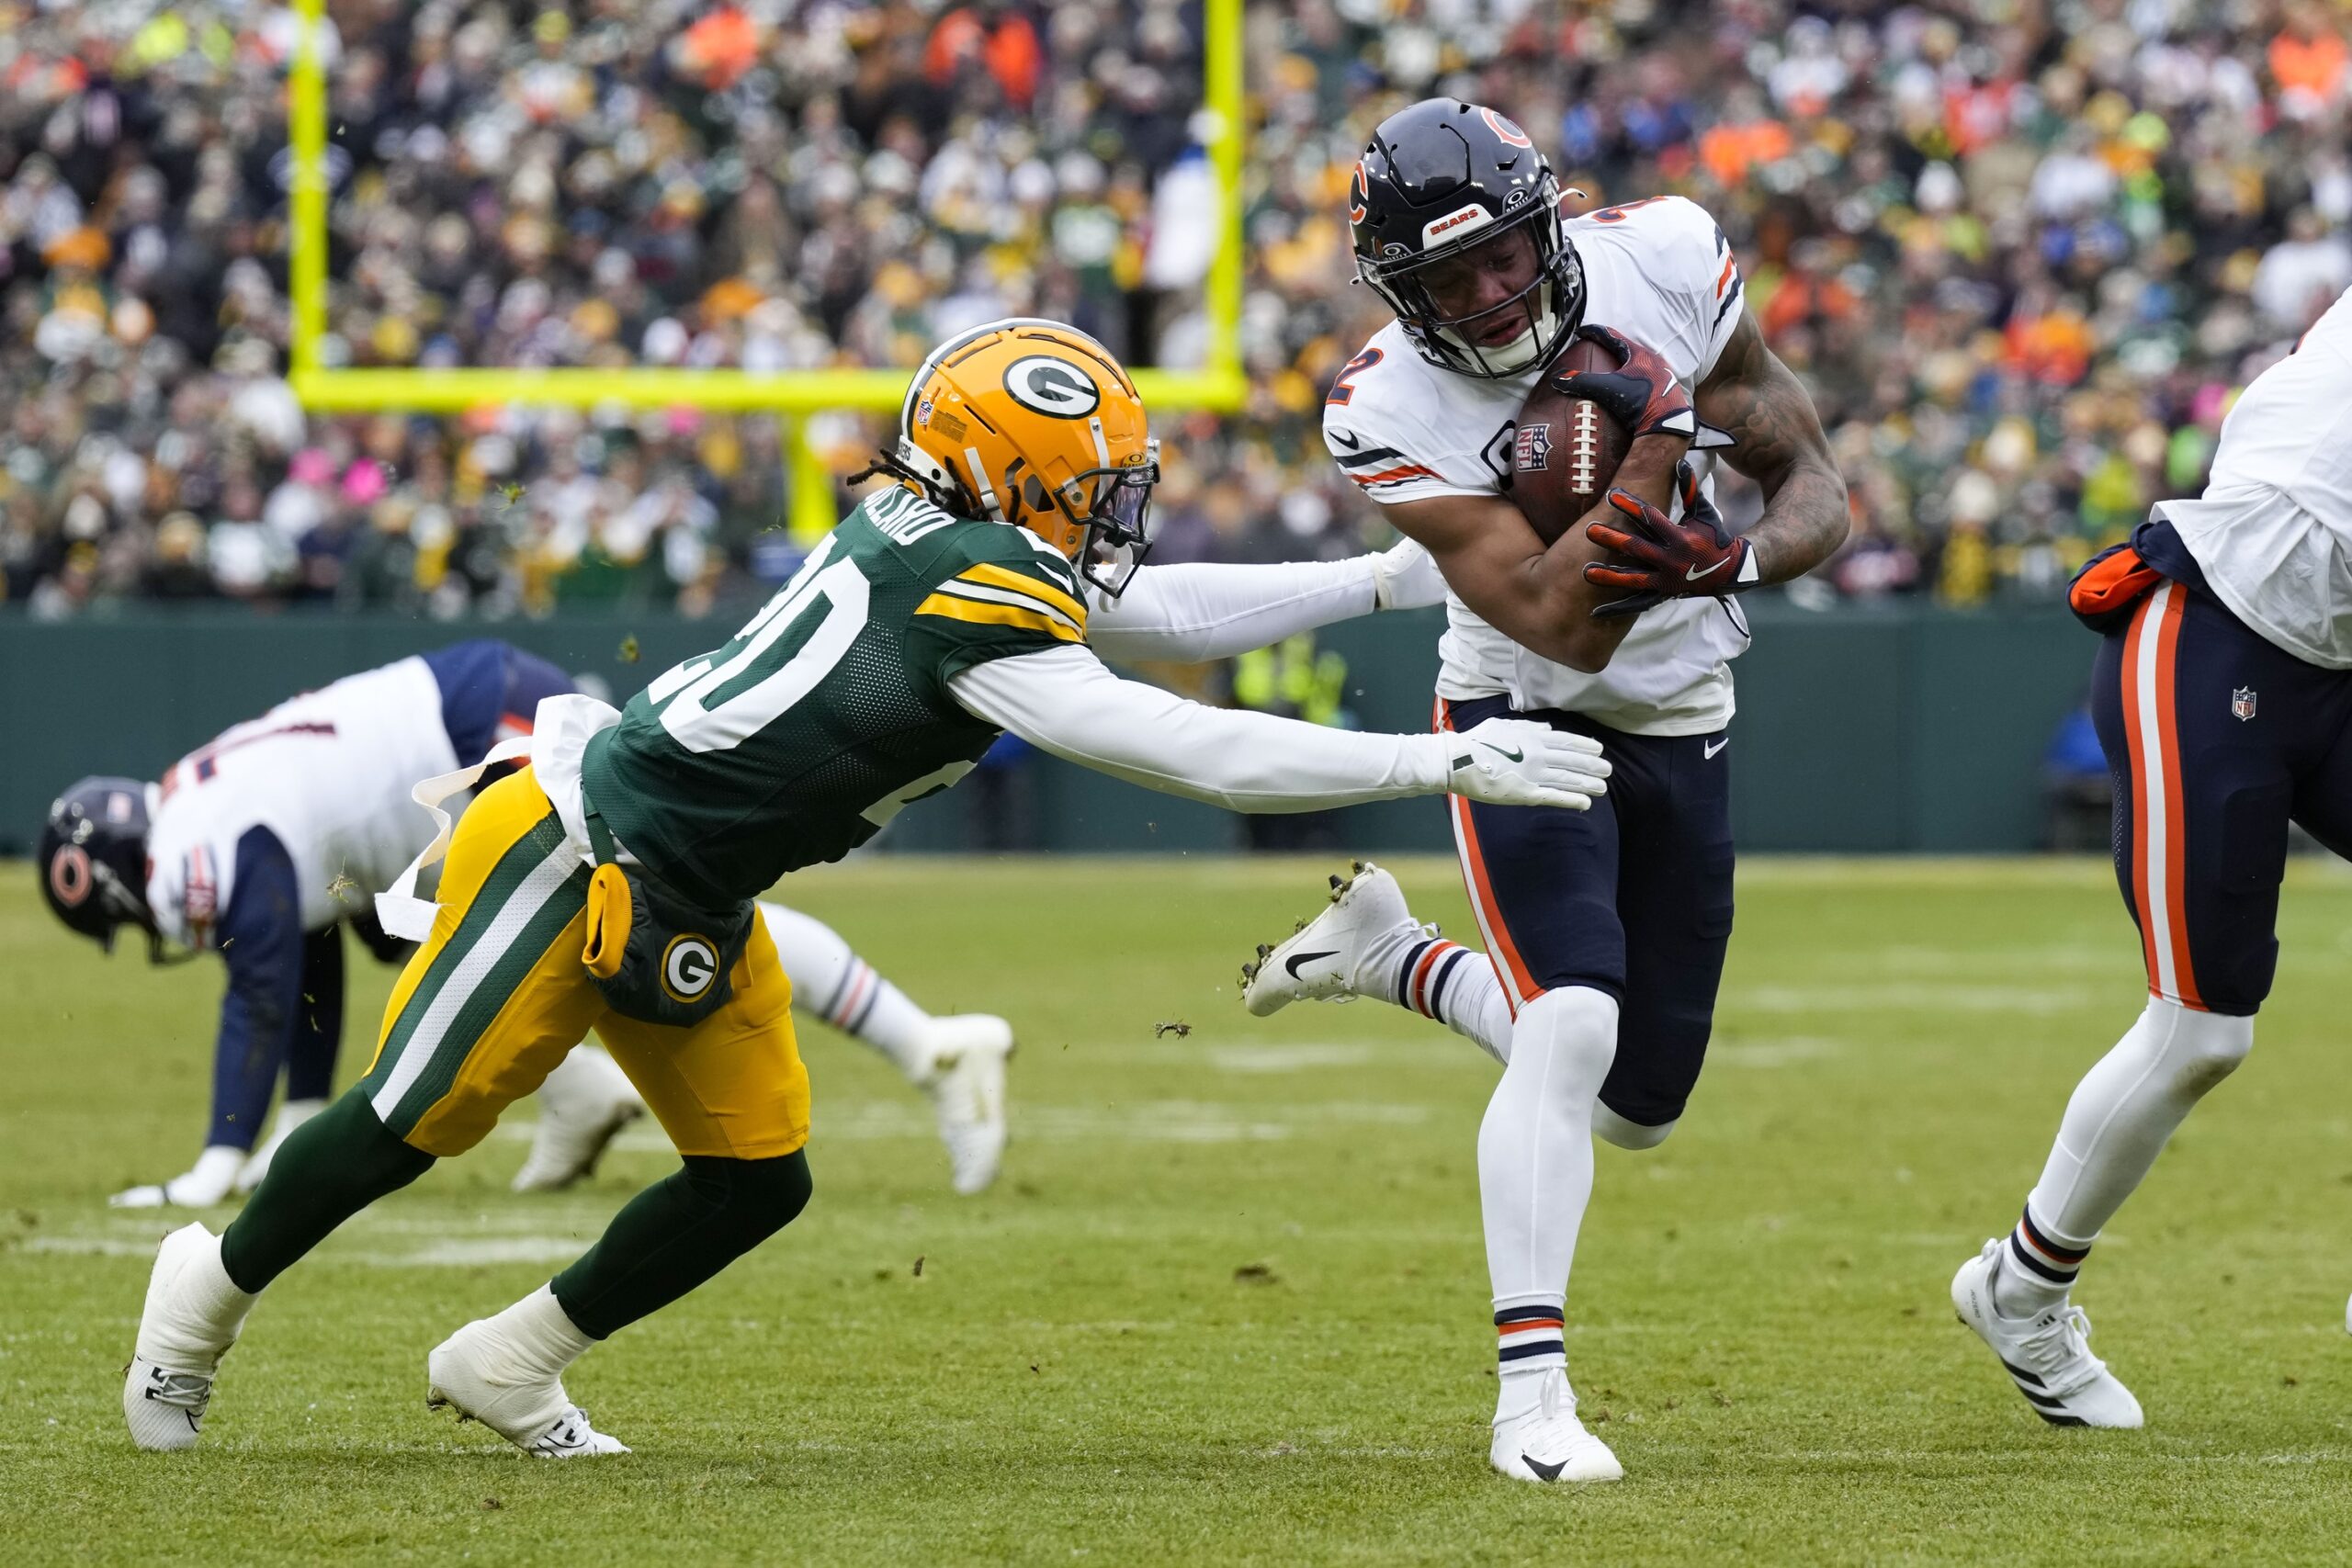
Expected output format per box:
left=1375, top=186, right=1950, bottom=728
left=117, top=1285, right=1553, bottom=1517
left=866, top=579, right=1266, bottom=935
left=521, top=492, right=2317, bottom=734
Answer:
left=1439, top=694, right=1736, bottom=1127
left=2091, top=579, right=2352, bottom=1015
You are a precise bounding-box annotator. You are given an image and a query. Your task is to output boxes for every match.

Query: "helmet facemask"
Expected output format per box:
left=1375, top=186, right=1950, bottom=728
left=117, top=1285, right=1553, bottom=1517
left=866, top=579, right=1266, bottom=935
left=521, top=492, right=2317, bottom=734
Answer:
left=1015, top=434, right=1160, bottom=599
left=1359, top=189, right=1585, bottom=379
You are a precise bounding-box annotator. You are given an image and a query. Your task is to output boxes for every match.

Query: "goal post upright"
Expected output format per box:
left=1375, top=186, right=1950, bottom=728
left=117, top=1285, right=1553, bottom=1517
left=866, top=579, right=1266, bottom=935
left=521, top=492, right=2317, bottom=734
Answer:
left=285, top=0, right=1251, bottom=541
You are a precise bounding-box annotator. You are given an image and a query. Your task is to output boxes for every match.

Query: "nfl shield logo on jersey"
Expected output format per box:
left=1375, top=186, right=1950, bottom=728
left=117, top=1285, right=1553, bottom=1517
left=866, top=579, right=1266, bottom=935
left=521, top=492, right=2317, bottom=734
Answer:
left=2231, top=687, right=2257, bottom=721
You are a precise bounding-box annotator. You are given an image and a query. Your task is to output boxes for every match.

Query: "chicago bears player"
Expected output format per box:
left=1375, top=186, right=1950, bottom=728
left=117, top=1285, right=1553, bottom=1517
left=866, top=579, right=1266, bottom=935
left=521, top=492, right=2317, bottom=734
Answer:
left=1250, top=99, right=1849, bottom=1483
left=35, top=643, right=646, bottom=1209
left=37, top=643, right=1029, bottom=1203
left=1947, top=285, right=2352, bottom=1427
left=118, top=318, right=1594, bottom=1459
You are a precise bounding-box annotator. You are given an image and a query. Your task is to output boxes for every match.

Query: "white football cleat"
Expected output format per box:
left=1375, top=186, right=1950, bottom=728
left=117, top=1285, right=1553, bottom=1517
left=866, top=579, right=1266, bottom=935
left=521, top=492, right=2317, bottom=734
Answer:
left=919, top=1014, right=1013, bottom=1195
left=111, top=1146, right=246, bottom=1209
left=1489, top=1367, right=1623, bottom=1484
left=426, top=1319, right=629, bottom=1458
left=1238, top=862, right=1424, bottom=1019
left=123, top=1223, right=256, bottom=1452
left=235, top=1099, right=328, bottom=1194
left=512, top=1047, right=645, bottom=1193
left=1952, top=1239, right=2143, bottom=1428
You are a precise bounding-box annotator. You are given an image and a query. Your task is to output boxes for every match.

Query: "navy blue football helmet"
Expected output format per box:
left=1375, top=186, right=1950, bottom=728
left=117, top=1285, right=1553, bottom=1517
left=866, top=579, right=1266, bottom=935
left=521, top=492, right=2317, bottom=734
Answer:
left=37, top=776, right=164, bottom=958
left=1350, top=98, right=1586, bottom=378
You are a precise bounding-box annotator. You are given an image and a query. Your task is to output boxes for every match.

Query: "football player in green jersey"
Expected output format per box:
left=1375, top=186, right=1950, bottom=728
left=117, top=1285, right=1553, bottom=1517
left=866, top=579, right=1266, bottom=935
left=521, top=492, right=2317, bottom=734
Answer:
left=121, top=320, right=1611, bottom=1458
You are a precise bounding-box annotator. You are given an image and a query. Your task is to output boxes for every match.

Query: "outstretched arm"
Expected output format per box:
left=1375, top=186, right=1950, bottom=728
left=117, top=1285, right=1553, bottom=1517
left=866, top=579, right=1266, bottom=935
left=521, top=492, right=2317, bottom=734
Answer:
left=1694, top=309, right=1849, bottom=584
left=946, top=645, right=1607, bottom=813
left=1085, top=539, right=1443, bottom=664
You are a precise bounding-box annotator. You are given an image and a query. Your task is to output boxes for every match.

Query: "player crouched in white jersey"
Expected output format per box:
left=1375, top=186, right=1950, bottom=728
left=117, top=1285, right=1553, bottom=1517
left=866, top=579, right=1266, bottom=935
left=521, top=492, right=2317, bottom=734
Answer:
left=1948, top=286, right=2352, bottom=1428
left=36, top=641, right=1018, bottom=1201
left=1244, top=99, right=1849, bottom=1483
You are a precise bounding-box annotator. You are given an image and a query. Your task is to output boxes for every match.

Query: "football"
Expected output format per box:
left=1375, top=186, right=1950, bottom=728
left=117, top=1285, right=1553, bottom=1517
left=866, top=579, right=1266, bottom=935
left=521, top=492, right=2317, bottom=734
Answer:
left=1510, top=334, right=1634, bottom=543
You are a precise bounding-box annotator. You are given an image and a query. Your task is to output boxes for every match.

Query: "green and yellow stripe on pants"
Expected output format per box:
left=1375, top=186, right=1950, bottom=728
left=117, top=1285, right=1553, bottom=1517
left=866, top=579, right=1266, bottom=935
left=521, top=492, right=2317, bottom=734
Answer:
left=359, top=767, right=810, bottom=1161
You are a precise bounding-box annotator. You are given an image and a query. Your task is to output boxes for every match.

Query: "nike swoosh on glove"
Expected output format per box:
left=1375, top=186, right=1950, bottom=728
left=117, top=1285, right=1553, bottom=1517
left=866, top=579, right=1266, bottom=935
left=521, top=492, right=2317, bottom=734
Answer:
left=1550, top=323, right=1698, bottom=442
left=1444, top=718, right=1610, bottom=809
left=1583, top=459, right=1760, bottom=620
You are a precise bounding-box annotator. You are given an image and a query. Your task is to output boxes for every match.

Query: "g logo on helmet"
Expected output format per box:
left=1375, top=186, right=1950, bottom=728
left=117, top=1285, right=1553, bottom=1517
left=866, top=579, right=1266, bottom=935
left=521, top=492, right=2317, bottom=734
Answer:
left=661, top=933, right=720, bottom=1004
left=1001, top=355, right=1102, bottom=420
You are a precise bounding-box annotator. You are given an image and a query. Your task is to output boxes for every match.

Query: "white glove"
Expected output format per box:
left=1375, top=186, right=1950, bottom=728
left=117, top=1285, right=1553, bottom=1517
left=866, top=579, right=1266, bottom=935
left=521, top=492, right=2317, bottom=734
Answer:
left=1442, top=717, right=1610, bottom=809
left=1371, top=536, right=1447, bottom=610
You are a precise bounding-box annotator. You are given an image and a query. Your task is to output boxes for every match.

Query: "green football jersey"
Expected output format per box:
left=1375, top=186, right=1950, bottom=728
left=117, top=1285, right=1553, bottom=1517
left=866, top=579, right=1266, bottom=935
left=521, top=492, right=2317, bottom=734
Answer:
left=579, top=486, right=1091, bottom=904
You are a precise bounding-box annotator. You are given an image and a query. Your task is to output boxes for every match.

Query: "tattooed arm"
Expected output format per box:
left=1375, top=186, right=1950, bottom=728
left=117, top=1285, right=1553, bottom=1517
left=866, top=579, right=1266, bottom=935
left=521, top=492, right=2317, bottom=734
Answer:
left=1695, top=309, right=1849, bottom=584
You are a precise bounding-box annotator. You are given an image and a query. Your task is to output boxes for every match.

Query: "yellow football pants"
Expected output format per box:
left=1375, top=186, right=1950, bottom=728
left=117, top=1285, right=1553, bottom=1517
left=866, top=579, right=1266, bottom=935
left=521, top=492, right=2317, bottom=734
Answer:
left=357, top=768, right=810, bottom=1160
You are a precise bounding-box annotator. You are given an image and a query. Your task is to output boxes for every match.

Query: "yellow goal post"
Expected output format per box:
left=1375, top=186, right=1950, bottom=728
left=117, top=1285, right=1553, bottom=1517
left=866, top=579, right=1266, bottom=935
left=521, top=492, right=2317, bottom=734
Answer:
left=285, top=0, right=1250, bottom=540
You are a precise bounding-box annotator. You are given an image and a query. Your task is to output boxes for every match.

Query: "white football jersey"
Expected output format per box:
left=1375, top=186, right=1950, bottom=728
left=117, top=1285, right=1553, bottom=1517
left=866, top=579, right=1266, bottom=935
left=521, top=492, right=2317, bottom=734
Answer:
left=145, top=657, right=460, bottom=947
left=1324, top=195, right=1751, bottom=733
left=2152, top=284, right=2352, bottom=669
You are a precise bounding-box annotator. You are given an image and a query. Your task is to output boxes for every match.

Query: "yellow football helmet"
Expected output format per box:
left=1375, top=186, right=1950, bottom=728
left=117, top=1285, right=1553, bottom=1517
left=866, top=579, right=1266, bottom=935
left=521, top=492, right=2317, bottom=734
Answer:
left=882, top=317, right=1160, bottom=595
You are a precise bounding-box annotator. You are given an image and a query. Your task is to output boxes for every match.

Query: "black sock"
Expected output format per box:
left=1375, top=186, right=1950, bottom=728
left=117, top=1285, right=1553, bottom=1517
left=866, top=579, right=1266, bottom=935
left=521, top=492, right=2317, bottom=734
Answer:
left=552, top=1151, right=812, bottom=1339
left=219, top=1090, right=435, bottom=1292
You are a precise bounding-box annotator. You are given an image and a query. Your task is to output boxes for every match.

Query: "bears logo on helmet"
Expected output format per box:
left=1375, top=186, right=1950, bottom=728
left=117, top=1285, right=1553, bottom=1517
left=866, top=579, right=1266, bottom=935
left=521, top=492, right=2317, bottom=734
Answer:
left=36, top=775, right=165, bottom=958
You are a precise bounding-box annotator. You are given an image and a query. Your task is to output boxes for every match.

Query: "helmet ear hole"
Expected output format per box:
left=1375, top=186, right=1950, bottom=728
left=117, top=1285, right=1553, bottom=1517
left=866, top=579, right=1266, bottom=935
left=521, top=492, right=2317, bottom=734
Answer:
left=1020, top=474, right=1055, bottom=516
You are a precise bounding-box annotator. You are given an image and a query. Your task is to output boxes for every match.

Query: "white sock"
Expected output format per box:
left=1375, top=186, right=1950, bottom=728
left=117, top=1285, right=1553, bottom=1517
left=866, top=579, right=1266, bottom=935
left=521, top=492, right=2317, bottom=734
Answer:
left=1991, top=998, right=2252, bottom=1318
left=491, top=1285, right=598, bottom=1375
left=1388, top=961, right=1677, bottom=1153
left=271, top=1098, right=329, bottom=1136
left=759, top=901, right=933, bottom=1077
left=1479, top=987, right=1619, bottom=1421
left=145, top=1226, right=259, bottom=1366
left=1385, top=933, right=1514, bottom=1064
left=168, top=1145, right=247, bottom=1205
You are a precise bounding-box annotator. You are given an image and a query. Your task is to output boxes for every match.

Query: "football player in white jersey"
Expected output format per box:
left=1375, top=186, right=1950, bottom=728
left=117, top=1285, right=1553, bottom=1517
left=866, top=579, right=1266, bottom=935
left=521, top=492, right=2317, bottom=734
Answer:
left=1945, top=286, right=2352, bottom=1427
left=1243, top=98, right=1849, bottom=1483
left=35, top=641, right=1030, bottom=1201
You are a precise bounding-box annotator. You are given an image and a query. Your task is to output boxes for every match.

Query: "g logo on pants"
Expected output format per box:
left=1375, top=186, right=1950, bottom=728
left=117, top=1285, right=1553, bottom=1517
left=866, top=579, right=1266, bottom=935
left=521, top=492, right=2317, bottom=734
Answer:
left=662, top=933, right=720, bottom=1003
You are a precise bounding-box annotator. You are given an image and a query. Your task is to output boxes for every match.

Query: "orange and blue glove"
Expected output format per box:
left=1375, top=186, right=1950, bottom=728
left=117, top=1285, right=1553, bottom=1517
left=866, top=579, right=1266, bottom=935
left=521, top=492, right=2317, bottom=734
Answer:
left=1584, top=459, right=1758, bottom=620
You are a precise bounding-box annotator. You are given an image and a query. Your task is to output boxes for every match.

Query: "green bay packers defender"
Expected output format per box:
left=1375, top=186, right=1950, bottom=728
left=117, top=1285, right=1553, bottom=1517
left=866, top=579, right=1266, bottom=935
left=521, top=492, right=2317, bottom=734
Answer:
left=121, top=319, right=1611, bottom=1457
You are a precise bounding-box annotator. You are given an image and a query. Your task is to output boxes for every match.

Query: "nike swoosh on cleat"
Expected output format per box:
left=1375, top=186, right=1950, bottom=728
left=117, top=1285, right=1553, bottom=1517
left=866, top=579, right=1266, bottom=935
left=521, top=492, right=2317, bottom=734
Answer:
left=1686, top=557, right=1731, bottom=581
left=1283, top=950, right=1339, bottom=980
left=1479, top=743, right=1525, bottom=763
left=1522, top=1452, right=1567, bottom=1482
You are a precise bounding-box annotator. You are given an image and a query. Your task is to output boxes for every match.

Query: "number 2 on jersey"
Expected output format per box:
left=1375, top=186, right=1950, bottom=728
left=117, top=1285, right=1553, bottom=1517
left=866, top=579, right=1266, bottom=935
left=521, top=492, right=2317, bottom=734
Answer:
left=1327, top=346, right=1384, bottom=406
left=648, top=539, right=871, bottom=754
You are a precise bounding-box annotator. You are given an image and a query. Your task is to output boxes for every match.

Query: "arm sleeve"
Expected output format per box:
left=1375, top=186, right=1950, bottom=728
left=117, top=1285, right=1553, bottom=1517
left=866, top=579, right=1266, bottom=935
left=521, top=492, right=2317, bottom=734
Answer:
left=946, top=644, right=1449, bottom=813
left=1085, top=557, right=1378, bottom=663
left=206, top=828, right=307, bottom=1148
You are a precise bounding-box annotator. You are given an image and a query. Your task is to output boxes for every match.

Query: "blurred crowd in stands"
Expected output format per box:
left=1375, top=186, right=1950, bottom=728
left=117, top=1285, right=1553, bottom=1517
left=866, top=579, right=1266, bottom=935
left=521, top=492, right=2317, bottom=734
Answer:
left=2, top=0, right=2348, bottom=617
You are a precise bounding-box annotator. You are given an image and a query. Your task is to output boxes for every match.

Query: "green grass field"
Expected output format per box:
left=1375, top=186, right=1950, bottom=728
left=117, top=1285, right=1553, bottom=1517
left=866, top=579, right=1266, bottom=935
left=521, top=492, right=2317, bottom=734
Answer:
left=4, top=855, right=2351, bottom=1565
